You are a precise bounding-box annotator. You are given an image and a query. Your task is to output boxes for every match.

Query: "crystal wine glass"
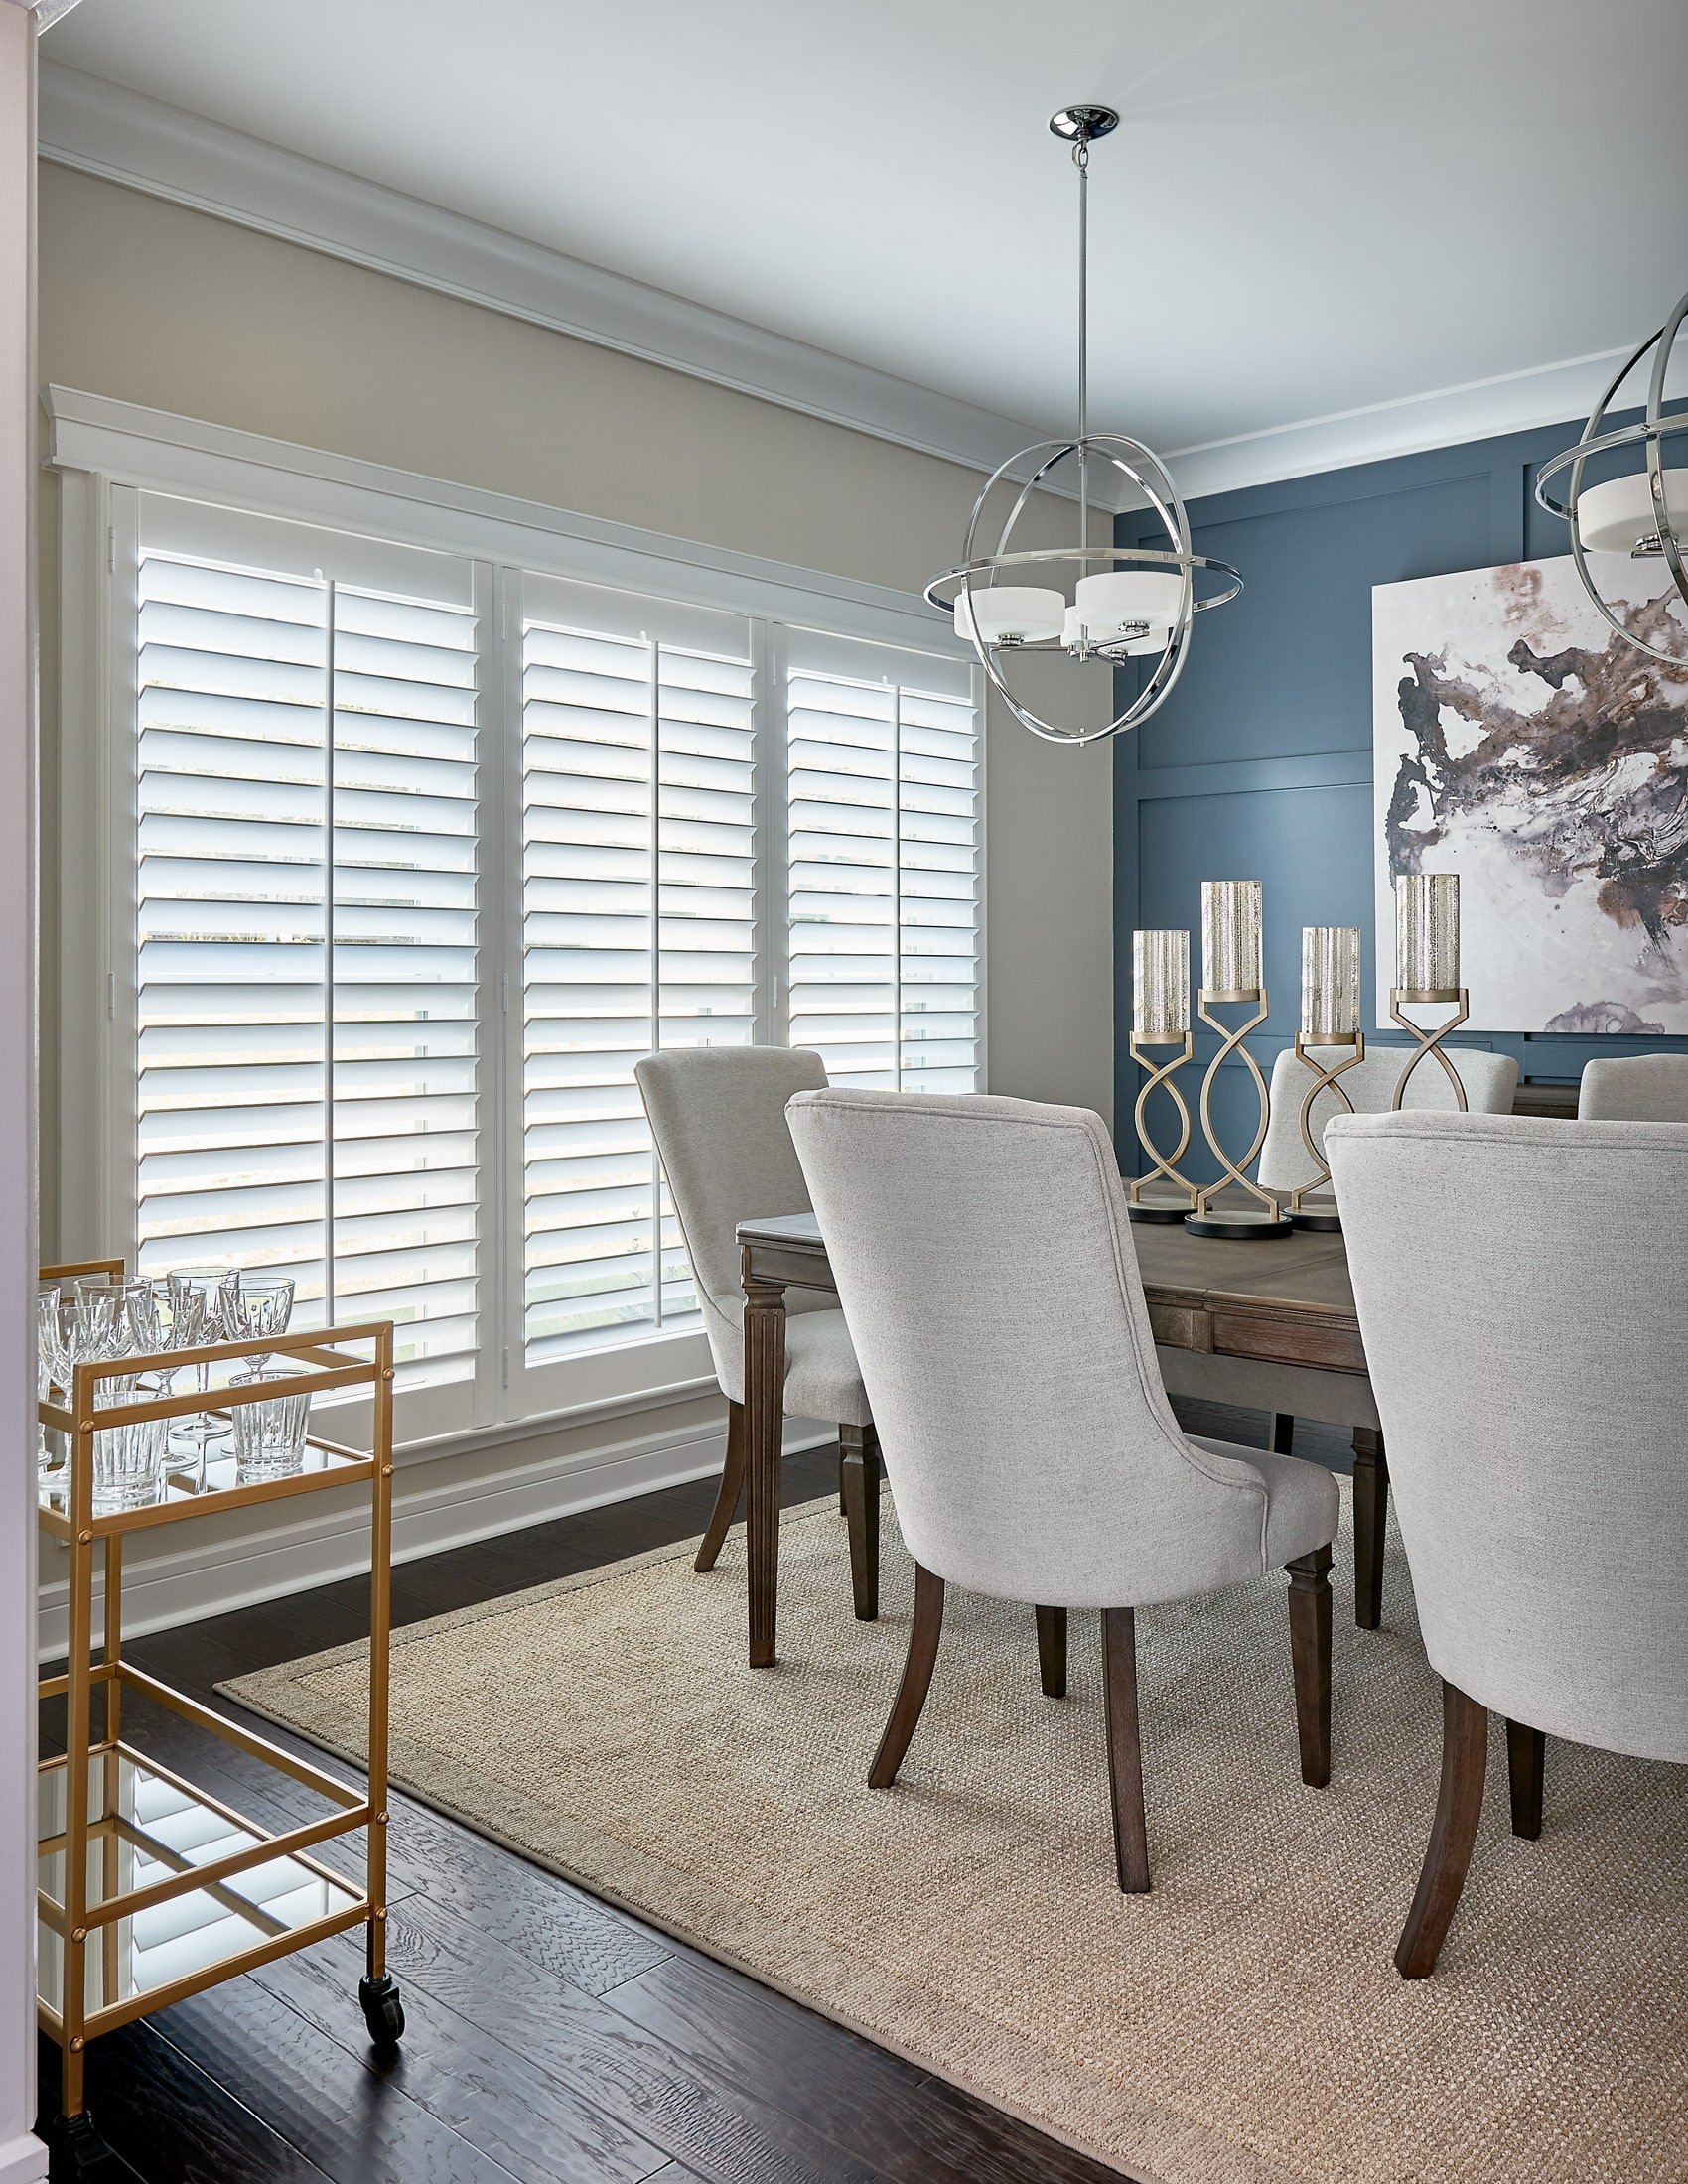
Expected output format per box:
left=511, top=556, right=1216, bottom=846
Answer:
left=36, top=1284, right=71, bottom=1485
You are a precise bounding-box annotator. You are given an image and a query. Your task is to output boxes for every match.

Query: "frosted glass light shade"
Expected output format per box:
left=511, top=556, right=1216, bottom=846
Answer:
left=1201, top=880, right=1263, bottom=1000
left=1577, top=468, right=1688, bottom=554
left=1073, top=569, right=1184, bottom=636
left=953, top=585, right=1064, bottom=645
left=1133, top=929, right=1190, bottom=1040
left=1395, top=872, right=1460, bottom=996
left=1301, top=926, right=1360, bottom=1038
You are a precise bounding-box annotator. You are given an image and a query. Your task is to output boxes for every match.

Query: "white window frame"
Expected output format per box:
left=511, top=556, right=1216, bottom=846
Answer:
left=46, top=385, right=986, bottom=1454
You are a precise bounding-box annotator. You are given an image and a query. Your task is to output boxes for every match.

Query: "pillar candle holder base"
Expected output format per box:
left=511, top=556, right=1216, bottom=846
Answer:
left=1127, top=1033, right=1198, bottom=1224
left=1186, top=991, right=1293, bottom=1241
left=1287, top=1031, right=1364, bottom=1232
left=1388, top=989, right=1469, bottom=1110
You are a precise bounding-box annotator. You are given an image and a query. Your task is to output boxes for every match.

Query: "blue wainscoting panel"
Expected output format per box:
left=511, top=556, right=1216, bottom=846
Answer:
left=1135, top=470, right=1495, bottom=773
left=1112, top=412, right=1688, bottom=1160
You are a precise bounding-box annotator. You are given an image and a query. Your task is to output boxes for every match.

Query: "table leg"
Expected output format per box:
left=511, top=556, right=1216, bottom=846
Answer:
left=1352, top=1427, right=1388, bottom=1631
left=743, top=1265, right=787, bottom=1668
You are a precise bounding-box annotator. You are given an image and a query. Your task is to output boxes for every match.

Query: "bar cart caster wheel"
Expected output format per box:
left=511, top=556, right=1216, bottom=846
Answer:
left=359, top=1973, right=405, bottom=2048
left=48, top=2111, right=123, bottom=2180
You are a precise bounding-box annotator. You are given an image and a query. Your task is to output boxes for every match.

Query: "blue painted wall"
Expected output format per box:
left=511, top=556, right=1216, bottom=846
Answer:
left=1113, top=417, right=1688, bottom=1173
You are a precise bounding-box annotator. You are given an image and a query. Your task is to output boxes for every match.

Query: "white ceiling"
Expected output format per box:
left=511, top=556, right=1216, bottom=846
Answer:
left=41, top=0, right=1688, bottom=460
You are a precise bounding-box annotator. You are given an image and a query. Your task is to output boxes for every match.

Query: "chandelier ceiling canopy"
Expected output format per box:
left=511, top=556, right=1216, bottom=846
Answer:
left=925, top=105, right=1241, bottom=747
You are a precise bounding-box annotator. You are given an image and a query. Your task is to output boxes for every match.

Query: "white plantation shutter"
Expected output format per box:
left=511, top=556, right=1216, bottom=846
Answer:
left=515, top=573, right=757, bottom=1371
left=784, top=630, right=981, bottom=1093
left=86, top=450, right=983, bottom=1444
left=128, top=492, right=484, bottom=1393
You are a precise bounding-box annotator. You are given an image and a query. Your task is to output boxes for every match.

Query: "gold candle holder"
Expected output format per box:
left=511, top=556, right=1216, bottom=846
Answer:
left=1188, top=883, right=1291, bottom=1240
left=1129, top=930, right=1196, bottom=1223
left=1289, top=926, right=1363, bottom=1232
left=1390, top=874, right=1468, bottom=1109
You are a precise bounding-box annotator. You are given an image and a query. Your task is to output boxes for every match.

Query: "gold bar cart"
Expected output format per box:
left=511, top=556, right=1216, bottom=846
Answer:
left=36, top=1266, right=401, bottom=2177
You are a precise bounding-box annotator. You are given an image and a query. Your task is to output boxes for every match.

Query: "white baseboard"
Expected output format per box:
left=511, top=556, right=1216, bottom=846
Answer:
left=0, top=2131, right=46, bottom=2184
left=37, top=1410, right=832, bottom=1657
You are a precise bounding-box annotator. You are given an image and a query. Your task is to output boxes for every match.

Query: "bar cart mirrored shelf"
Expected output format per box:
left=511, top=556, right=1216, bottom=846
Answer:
left=36, top=1262, right=401, bottom=2178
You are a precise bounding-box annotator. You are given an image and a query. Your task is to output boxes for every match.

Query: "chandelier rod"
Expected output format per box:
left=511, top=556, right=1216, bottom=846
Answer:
left=1076, top=132, right=1089, bottom=557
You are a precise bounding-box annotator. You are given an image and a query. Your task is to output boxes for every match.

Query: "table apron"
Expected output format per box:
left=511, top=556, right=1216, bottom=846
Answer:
left=1154, top=1298, right=1368, bottom=1377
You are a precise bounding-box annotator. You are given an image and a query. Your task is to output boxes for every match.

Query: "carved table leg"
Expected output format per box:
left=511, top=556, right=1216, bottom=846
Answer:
left=1351, top=1427, right=1388, bottom=1631
left=742, top=1261, right=787, bottom=1668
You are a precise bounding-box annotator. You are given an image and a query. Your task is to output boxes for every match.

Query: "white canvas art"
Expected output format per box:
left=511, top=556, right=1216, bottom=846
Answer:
left=1371, top=557, right=1688, bottom=1033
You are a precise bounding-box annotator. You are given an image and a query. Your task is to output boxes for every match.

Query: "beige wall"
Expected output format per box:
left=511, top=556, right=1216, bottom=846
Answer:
left=36, top=162, right=1115, bottom=1212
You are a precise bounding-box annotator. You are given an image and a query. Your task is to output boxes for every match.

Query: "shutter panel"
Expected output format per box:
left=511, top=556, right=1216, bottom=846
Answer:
left=517, top=575, right=756, bottom=1368
left=783, top=633, right=980, bottom=1094
left=132, top=495, right=482, bottom=1389
left=331, top=582, right=481, bottom=1380
left=135, top=540, right=331, bottom=1315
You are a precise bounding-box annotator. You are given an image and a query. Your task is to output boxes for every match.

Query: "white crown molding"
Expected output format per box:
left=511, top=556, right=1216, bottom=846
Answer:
left=36, top=62, right=1107, bottom=498
left=1164, top=341, right=1674, bottom=504
left=35, top=61, right=1663, bottom=510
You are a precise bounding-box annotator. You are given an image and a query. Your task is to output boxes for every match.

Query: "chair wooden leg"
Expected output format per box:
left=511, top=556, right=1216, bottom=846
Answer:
left=1396, top=1680, right=1488, bottom=1979
left=1506, top=1718, right=1545, bottom=1841
left=1286, top=1544, right=1333, bottom=1789
left=868, top=1564, right=943, bottom=1789
left=838, top=1444, right=847, bottom=1516
left=1268, top=1411, right=1295, bottom=1455
left=693, top=1400, right=747, bottom=1573
left=1101, top=1606, right=1150, bottom=1893
left=840, top=1422, right=881, bottom=1621
left=1035, top=1606, right=1067, bottom=1698
left=1351, top=1427, right=1388, bottom=1630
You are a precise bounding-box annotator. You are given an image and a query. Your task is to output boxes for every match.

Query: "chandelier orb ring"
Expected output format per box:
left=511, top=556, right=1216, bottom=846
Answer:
left=1535, top=283, right=1688, bottom=664
left=925, top=105, right=1242, bottom=746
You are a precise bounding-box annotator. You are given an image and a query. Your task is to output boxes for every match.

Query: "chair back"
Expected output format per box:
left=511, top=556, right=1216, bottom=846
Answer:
left=1259, top=1044, right=1518, bottom=1194
left=785, top=1088, right=1284, bottom=1609
left=633, top=1047, right=830, bottom=1383
left=1328, top=1110, right=1688, bottom=1760
left=1579, top=1052, right=1688, bottom=1122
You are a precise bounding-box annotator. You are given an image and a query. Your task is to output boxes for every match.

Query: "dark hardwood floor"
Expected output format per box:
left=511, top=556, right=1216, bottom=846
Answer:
left=39, top=1401, right=1351, bottom=2184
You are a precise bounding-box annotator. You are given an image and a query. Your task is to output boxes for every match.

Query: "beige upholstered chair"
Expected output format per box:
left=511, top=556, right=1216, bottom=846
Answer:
left=633, top=1047, right=883, bottom=1618
left=1158, top=1040, right=1518, bottom=1630
left=1578, top=1052, right=1688, bottom=1121
left=1328, top=1110, right=1688, bottom=1977
left=786, top=1087, right=1340, bottom=1893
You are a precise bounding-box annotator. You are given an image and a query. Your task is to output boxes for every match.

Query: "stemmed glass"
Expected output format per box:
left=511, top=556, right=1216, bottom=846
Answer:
left=36, top=1284, right=71, bottom=1485
left=224, top=1274, right=297, bottom=1372
left=126, top=1278, right=212, bottom=1481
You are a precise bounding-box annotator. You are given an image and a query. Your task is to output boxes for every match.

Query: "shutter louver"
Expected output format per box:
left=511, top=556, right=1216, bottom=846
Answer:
left=518, top=582, right=756, bottom=1367
left=784, top=643, right=980, bottom=1095
left=133, top=499, right=482, bottom=1389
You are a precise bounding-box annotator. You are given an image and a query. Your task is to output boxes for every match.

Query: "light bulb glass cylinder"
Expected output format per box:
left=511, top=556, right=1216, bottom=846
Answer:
left=1576, top=468, right=1688, bottom=555
left=1201, top=880, right=1263, bottom=1001
left=1301, top=926, right=1360, bottom=1039
left=1073, top=569, right=1184, bottom=638
left=1395, top=872, right=1460, bottom=997
left=953, top=585, right=1065, bottom=645
left=1133, top=929, right=1190, bottom=1040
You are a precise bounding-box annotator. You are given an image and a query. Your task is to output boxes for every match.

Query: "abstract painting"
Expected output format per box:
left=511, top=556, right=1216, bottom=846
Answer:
left=1372, top=556, right=1688, bottom=1033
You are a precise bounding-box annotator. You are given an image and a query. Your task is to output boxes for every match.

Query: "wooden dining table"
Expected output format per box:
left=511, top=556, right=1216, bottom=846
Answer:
left=734, top=1210, right=1385, bottom=1668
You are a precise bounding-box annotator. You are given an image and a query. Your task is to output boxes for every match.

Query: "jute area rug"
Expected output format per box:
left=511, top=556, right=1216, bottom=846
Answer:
left=224, top=1485, right=1688, bottom=2184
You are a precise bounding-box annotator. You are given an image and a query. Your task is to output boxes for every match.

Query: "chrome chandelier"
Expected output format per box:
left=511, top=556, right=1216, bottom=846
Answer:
left=1535, top=282, right=1688, bottom=663
left=925, top=105, right=1241, bottom=746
